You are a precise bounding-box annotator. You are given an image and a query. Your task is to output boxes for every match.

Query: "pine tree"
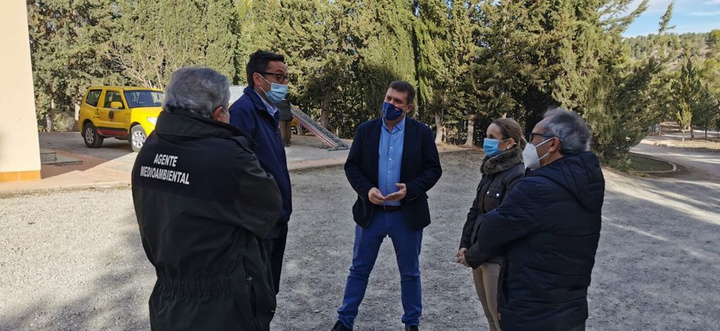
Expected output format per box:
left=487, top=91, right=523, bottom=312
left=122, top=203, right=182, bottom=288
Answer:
left=701, top=30, right=720, bottom=134
left=27, top=0, right=119, bottom=131
left=252, top=0, right=418, bottom=136
left=672, top=52, right=704, bottom=141
left=584, top=58, right=662, bottom=165
left=414, top=0, right=450, bottom=143
left=472, top=0, right=658, bottom=165
left=693, top=84, right=718, bottom=139
left=110, top=0, right=244, bottom=88
left=250, top=0, right=361, bottom=133
left=355, top=0, right=417, bottom=120
left=199, top=0, right=243, bottom=84
left=415, top=1, right=483, bottom=145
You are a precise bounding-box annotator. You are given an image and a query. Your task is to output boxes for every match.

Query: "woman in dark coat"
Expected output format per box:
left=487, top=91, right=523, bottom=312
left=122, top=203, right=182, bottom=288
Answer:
left=457, top=118, right=525, bottom=331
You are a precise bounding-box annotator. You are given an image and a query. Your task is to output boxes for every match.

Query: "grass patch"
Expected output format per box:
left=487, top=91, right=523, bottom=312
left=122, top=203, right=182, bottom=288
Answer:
left=628, top=154, right=675, bottom=172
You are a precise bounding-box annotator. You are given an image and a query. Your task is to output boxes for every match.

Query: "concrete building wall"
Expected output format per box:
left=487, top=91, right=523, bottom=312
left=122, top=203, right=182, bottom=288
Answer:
left=0, top=1, right=41, bottom=182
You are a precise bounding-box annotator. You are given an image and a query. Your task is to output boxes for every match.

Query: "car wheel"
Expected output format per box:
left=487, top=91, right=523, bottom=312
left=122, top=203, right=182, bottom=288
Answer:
left=82, top=123, right=103, bottom=148
left=130, top=125, right=147, bottom=152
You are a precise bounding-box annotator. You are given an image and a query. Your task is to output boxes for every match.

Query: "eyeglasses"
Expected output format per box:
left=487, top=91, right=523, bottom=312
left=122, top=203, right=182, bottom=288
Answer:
left=259, top=71, right=289, bottom=83
left=527, top=132, right=556, bottom=142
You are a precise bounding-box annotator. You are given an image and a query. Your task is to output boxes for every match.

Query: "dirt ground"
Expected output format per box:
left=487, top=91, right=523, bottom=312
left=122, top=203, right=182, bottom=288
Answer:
left=1, top=149, right=719, bottom=330
left=654, top=124, right=720, bottom=150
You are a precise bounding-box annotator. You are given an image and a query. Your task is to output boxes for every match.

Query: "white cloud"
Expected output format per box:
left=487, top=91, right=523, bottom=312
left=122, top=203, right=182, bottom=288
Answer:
left=673, top=22, right=720, bottom=33
left=629, top=0, right=720, bottom=14
left=688, top=10, right=720, bottom=15
left=627, top=0, right=672, bottom=14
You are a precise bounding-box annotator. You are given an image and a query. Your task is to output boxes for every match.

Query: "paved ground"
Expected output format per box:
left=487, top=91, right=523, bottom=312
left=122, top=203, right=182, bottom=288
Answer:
left=1, top=137, right=719, bottom=330
left=0, top=133, right=353, bottom=195
left=0, top=132, right=462, bottom=195
left=34, top=132, right=355, bottom=173
left=633, top=135, right=720, bottom=181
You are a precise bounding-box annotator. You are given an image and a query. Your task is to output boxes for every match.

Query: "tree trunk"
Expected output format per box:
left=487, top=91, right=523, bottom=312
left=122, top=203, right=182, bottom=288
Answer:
left=690, top=120, right=694, bottom=140
left=321, top=94, right=330, bottom=128
left=681, top=129, right=685, bottom=142
left=434, top=112, right=443, bottom=144
left=46, top=114, right=53, bottom=132
left=46, top=98, right=55, bottom=132
left=464, top=114, right=475, bottom=147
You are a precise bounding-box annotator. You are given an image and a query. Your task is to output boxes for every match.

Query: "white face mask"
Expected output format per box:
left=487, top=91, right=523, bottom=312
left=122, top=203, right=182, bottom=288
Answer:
left=522, top=138, right=552, bottom=170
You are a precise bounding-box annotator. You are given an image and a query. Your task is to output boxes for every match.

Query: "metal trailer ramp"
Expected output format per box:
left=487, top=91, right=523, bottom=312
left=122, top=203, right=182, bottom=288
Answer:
left=290, top=107, right=349, bottom=150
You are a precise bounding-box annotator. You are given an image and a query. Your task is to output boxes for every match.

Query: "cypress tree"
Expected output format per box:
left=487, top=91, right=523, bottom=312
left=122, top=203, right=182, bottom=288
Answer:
left=27, top=0, right=119, bottom=131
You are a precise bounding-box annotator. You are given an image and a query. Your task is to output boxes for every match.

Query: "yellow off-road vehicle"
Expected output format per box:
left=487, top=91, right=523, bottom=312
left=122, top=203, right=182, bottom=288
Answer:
left=78, top=86, right=164, bottom=152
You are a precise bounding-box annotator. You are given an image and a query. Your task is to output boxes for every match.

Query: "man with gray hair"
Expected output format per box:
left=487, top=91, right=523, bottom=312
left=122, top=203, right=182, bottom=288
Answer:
left=132, top=67, right=282, bottom=330
left=475, top=108, right=605, bottom=331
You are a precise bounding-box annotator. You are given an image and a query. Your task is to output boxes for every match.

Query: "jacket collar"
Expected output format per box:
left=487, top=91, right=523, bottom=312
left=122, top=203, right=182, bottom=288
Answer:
left=480, top=145, right=524, bottom=175
left=244, top=86, right=278, bottom=123
left=155, top=108, right=253, bottom=146
left=245, top=86, right=269, bottom=112
left=382, top=116, right=407, bottom=133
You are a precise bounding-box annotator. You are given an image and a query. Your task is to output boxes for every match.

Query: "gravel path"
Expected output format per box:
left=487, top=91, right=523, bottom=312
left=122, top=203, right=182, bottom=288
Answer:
left=1, top=150, right=719, bottom=330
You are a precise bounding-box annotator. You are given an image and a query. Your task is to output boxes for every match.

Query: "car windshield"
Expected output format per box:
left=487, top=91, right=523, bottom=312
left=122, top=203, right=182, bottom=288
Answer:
left=123, top=90, right=164, bottom=108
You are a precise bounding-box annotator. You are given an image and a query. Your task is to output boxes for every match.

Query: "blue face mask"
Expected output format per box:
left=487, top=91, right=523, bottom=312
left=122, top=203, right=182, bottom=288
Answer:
left=483, top=138, right=504, bottom=157
left=260, top=75, right=288, bottom=104
left=382, top=102, right=404, bottom=121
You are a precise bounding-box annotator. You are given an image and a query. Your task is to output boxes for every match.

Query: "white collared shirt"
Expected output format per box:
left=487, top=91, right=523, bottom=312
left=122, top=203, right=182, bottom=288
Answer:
left=253, top=90, right=279, bottom=117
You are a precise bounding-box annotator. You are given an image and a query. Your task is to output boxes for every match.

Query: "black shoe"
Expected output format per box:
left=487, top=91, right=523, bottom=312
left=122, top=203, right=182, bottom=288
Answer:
left=405, top=326, right=419, bottom=331
left=332, top=321, right=352, bottom=331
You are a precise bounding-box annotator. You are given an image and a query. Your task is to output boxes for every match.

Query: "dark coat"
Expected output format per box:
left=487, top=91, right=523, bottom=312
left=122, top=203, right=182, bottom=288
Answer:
left=132, top=110, right=282, bottom=331
left=477, top=152, right=605, bottom=331
left=345, top=117, right=442, bottom=231
left=229, top=87, right=292, bottom=231
left=460, top=147, right=525, bottom=268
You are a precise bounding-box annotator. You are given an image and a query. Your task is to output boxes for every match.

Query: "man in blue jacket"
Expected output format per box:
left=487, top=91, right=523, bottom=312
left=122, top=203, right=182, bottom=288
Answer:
left=333, top=81, right=442, bottom=331
left=477, top=108, right=605, bottom=331
left=229, top=51, right=291, bottom=295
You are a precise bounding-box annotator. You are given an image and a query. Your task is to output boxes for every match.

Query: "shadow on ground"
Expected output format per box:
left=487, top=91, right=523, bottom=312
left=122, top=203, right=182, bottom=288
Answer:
left=0, top=212, right=152, bottom=331
left=1, top=151, right=719, bottom=330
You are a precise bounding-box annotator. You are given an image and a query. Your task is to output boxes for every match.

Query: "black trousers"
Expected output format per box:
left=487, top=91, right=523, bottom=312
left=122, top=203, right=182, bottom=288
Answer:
left=263, top=223, right=288, bottom=294
left=565, top=322, right=586, bottom=331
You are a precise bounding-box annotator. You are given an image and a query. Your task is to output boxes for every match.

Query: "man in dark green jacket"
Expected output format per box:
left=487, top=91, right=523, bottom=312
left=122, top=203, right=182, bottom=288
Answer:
left=132, top=67, right=282, bottom=330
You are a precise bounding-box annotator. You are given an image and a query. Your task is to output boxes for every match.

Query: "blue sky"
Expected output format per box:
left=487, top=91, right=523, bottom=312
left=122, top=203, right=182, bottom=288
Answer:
left=624, top=0, right=720, bottom=36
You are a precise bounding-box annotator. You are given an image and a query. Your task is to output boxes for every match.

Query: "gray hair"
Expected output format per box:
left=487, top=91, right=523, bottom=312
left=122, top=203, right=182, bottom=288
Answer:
left=542, top=107, right=591, bottom=154
left=163, top=67, right=230, bottom=118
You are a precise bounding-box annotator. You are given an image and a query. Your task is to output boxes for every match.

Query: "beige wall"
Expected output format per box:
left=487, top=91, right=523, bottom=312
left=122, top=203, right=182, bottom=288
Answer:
left=0, top=1, right=41, bottom=181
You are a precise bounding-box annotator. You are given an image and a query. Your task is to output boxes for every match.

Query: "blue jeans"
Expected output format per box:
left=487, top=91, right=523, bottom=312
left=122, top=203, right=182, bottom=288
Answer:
left=337, top=210, right=423, bottom=328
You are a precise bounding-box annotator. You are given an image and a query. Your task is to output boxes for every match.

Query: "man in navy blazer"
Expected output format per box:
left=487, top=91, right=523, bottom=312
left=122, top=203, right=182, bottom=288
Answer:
left=228, top=51, right=291, bottom=296
left=333, top=81, right=442, bottom=331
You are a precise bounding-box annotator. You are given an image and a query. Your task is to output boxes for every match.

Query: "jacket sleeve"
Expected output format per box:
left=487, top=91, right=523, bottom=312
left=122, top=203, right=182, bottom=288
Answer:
left=465, top=240, right=494, bottom=269
left=344, top=125, right=375, bottom=200
left=460, top=181, right=482, bottom=249
left=476, top=177, right=543, bottom=256
left=404, top=125, right=442, bottom=201
left=460, top=206, right=477, bottom=249
left=230, top=147, right=282, bottom=238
